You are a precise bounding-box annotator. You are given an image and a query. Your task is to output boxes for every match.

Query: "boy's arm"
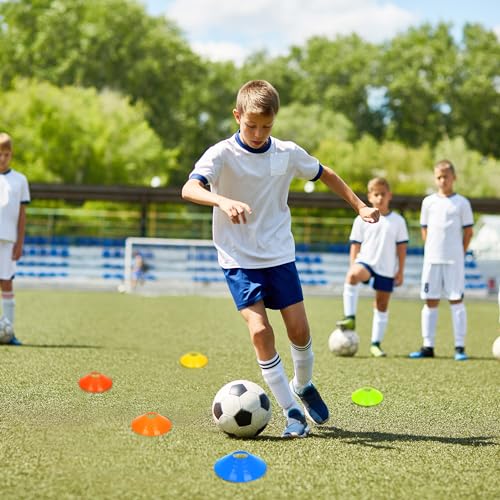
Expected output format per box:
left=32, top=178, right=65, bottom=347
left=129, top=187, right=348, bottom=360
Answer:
left=463, top=226, right=473, bottom=253
left=395, top=243, right=407, bottom=286
left=319, top=166, right=379, bottom=223
left=421, top=226, right=427, bottom=243
left=12, top=204, right=26, bottom=261
left=181, top=178, right=252, bottom=224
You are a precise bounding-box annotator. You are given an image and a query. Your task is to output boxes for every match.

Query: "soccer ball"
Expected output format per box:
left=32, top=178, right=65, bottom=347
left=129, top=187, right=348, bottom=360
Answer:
left=0, top=316, right=14, bottom=344
left=492, top=336, right=500, bottom=360
left=328, top=328, right=359, bottom=356
left=212, top=379, right=272, bottom=438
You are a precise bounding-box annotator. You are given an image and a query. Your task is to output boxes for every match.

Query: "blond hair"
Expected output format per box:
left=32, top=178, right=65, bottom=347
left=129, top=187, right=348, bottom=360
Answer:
left=434, top=159, right=455, bottom=175
left=0, top=132, right=12, bottom=151
left=367, top=177, right=390, bottom=193
left=235, top=80, right=280, bottom=116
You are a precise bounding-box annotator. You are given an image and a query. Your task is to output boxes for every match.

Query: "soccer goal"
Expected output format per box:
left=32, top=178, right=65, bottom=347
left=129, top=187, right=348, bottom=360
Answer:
left=123, top=237, right=228, bottom=294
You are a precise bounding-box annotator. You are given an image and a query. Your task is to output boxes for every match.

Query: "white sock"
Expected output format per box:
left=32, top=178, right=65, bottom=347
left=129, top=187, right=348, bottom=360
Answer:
left=290, top=338, right=313, bottom=393
left=421, top=305, right=438, bottom=347
left=1, top=294, right=15, bottom=325
left=258, top=353, right=299, bottom=416
left=371, top=309, right=388, bottom=344
left=343, top=283, right=359, bottom=317
left=450, top=303, right=467, bottom=348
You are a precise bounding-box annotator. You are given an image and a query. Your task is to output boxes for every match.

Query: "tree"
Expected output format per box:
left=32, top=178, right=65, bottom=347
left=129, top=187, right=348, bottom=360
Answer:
left=0, top=79, right=176, bottom=185
left=450, top=24, right=500, bottom=157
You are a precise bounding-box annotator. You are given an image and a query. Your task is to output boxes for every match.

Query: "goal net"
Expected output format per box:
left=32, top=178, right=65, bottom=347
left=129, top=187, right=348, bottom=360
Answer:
left=123, top=237, right=229, bottom=295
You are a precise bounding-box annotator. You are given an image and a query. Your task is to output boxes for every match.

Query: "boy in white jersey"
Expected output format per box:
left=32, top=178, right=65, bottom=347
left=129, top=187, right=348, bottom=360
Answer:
left=409, top=160, right=473, bottom=361
left=336, top=177, right=408, bottom=357
left=0, top=133, right=30, bottom=345
left=182, top=80, right=380, bottom=438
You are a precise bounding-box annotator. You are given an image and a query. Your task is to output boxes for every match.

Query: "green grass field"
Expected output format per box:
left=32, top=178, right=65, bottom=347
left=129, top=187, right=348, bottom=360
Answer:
left=1, top=290, right=499, bottom=499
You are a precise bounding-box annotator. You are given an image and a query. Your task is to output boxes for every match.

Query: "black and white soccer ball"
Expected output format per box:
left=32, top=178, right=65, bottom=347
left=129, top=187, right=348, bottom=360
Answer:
left=212, top=379, right=272, bottom=438
left=0, top=316, right=14, bottom=344
left=328, top=328, right=359, bottom=356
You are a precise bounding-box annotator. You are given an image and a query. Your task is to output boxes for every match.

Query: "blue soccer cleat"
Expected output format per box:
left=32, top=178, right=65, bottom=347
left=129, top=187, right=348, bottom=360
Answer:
left=454, top=352, right=468, bottom=361
left=8, top=336, right=22, bottom=346
left=409, top=347, right=434, bottom=359
left=290, top=381, right=329, bottom=424
left=282, top=408, right=310, bottom=438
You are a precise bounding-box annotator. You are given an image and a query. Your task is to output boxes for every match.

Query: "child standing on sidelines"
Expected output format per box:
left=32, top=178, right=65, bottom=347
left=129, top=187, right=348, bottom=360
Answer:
left=0, top=133, right=30, bottom=345
left=182, top=80, right=379, bottom=438
left=336, top=177, right=408, bottom=357
left=409, top=160, right=473, bottom=361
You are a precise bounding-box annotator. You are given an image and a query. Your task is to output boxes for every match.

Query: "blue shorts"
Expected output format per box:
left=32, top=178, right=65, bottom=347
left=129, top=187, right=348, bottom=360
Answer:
left=223, top=262, right=304, bottom=310
left=359, top=263, right=394, bottom=292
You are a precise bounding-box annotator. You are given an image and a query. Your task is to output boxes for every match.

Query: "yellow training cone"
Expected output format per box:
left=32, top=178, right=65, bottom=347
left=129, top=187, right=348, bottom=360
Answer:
left=180, top=352, right=208, bottom=368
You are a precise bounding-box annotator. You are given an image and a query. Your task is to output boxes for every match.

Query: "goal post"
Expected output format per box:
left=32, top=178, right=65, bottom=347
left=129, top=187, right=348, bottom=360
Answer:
left=123, top=237, right=221, bottom=294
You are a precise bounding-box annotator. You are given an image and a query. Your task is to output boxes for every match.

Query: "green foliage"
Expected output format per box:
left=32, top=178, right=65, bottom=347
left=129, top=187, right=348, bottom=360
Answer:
left=0, top=79, right=176, bottom=184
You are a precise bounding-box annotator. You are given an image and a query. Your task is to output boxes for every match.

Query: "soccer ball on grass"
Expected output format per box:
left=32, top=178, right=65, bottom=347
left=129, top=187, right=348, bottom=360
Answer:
left=492, top=336, right=500, bottom=360
left=0, top=316, right=14, bottom=344
left=328, top=328, right=359, bottom=356
left=212, top=379, right=272, bottom=438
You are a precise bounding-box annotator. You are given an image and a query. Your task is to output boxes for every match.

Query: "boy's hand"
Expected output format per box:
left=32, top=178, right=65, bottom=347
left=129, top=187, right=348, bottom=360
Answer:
left=219, top=198, right=252, bottom=224
left=394, top=271, right=404, bottom=286
left=359, top=206, right=380, bottom=223
left=12, top=242, right=23, bottom=261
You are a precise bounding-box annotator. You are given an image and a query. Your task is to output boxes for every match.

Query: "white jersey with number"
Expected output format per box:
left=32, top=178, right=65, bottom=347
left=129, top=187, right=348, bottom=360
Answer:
left=0, top=168, right=30, bottom=242
left=189, top=133, right=322, bottom=269
left=349, top=211, right=409, bottom=278
left=420, top=193, right=473, bottom=265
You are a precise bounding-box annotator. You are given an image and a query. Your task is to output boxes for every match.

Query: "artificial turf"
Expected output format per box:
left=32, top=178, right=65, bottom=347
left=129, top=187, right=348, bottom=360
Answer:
left=0, top=290, right=498, bottom=499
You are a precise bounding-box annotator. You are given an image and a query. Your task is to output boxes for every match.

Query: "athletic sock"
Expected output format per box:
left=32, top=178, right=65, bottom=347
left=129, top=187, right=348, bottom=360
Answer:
left=450, top=302, right=467, bottom=349
left=371, top=309, right=388, bottom=344
left=421, top=304, right=438, bottom=348
left=258, top=353, right=299, bottom=415
left=343, top=283, right=359, bottom=317
left=1, top=293, right=15, bottom=325
left=290, top=338, right=313, bottom=394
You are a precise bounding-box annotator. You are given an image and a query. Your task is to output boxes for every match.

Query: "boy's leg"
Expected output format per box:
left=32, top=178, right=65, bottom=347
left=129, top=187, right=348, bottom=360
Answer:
left=239, top=302, right=309, bottom=437
left=338, top=264, right=370, bottom=330
left=450, top=300, right=468, bottom=360
left=281, top=302, right=329, bottom=425
left=0, top=278, right=15, bottom=324
left=370, top=289, right=391, bottom=357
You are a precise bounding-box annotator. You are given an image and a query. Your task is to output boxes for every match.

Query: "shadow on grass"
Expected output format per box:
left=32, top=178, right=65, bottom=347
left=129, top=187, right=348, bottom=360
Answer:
left=314, top=426, right=498, bottom=449
left=392, top=354, right=498, bottom=362
left=14, top=343, right=103, bottom=349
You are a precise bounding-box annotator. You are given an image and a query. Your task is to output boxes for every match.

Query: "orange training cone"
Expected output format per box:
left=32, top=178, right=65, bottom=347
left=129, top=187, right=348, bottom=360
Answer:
left=79, top=371, right=113, bottom=393
left=179, top=352, right=208, bottom=368
left=131, top=412, right=173, bottom=436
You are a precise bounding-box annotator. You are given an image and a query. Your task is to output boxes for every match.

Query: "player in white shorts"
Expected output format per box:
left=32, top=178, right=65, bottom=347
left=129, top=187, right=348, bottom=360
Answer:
left=336, top=177, right=408, bottom=357
left=0, top=133, right=30, bottom=345
left=409, top=160, right=473, bottom=361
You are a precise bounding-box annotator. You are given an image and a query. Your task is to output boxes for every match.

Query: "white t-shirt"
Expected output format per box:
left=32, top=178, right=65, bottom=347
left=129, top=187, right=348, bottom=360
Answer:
left=420, top=193, right=473, bottom=265
left=190, top=133, right=322, bottom=269
left=350, top=211, right=409, bottom=278
left=0, top=169, right=30, bottom=242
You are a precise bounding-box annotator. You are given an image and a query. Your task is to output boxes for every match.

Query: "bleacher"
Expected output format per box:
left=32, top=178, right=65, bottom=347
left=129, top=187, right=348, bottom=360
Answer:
left=16, top=236, right=489, bottom=297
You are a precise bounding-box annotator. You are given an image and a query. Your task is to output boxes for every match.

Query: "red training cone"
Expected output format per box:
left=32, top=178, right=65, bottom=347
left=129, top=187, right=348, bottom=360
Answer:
left=78, top=371, right=113, bottom=393
left=131, top=412, right=173, bottom=436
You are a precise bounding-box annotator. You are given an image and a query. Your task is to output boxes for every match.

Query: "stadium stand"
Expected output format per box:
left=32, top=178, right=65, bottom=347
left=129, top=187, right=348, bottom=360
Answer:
left=16, top=236, right=488, bottom=296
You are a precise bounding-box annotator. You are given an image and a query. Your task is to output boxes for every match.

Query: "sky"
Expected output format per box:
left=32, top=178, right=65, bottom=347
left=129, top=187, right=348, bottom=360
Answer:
left=142, top=0, right=500, bottom=65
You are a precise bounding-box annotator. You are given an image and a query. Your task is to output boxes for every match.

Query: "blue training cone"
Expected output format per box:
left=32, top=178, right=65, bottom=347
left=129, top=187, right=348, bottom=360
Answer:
left=214, top=450, right=267, bottom=483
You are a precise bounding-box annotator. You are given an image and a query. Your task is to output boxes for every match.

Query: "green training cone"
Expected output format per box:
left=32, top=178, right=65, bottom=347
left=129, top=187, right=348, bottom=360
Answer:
left=351, top=387, right=384, bottom=407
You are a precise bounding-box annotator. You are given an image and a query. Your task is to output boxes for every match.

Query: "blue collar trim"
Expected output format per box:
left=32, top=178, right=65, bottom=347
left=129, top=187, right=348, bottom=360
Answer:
left=0, top=168, right=11, bottom=175
left=235, top=132, right=272, bottom=153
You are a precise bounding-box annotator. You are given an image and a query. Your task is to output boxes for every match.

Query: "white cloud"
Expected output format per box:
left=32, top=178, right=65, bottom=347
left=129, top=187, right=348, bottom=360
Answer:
left=165, top=0, right=417, bottom=63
